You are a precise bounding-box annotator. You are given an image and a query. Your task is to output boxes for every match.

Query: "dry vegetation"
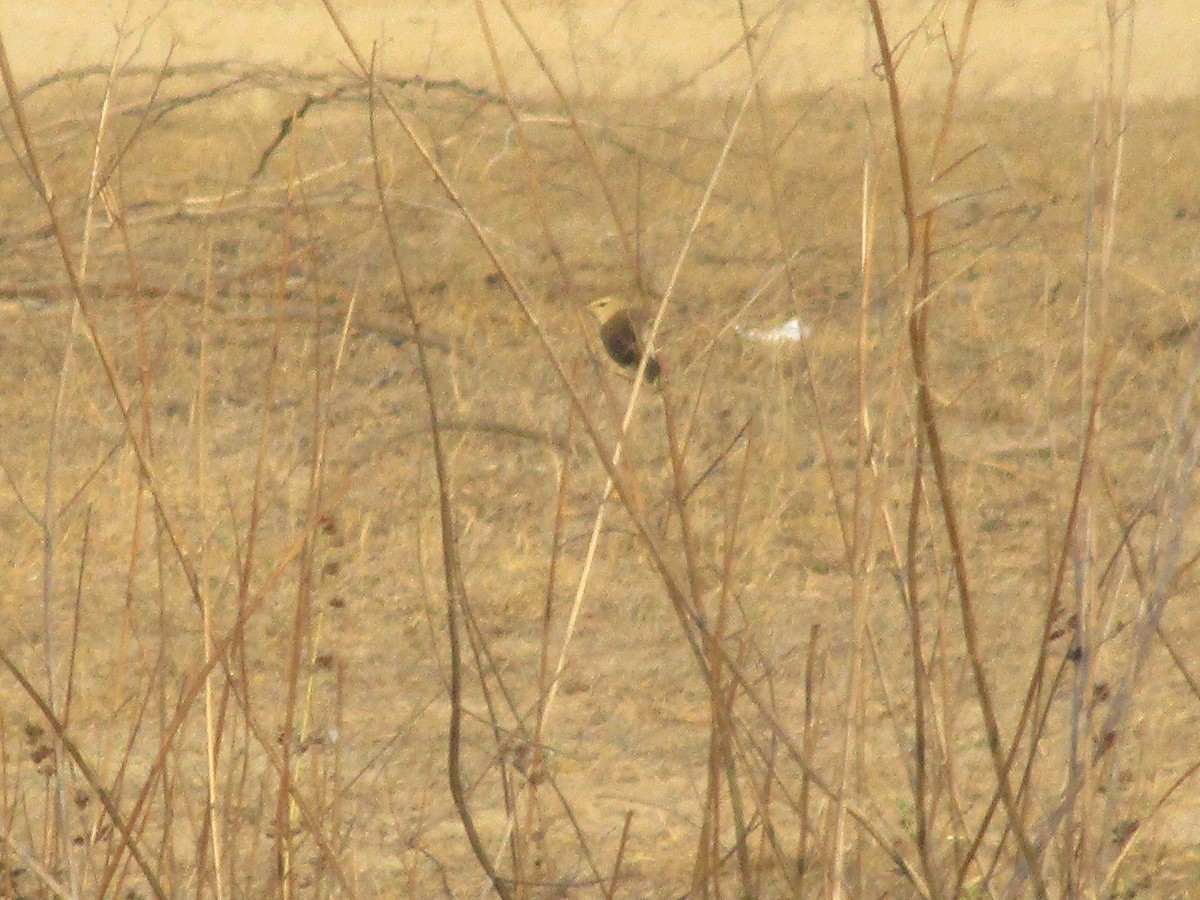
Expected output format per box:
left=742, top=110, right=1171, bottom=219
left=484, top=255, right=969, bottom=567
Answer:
left=2, top=1, right=1200, bottom=898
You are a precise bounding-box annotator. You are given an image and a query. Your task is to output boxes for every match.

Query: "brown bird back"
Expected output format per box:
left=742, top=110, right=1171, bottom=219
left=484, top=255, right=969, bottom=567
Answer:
left=597, top=307, right=660, bottom=382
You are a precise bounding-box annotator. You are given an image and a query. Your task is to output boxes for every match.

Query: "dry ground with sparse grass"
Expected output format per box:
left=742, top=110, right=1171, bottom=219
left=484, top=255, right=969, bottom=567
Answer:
left=2, top=3, right=1200, bottom=898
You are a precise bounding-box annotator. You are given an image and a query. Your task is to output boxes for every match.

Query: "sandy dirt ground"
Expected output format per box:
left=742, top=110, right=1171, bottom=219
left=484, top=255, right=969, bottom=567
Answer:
left=1, top=1, right=1200, bottom=898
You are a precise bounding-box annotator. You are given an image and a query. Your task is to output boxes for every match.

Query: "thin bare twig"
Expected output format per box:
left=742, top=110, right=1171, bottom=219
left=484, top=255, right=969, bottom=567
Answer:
left=366, top=52, right=513, bottom=900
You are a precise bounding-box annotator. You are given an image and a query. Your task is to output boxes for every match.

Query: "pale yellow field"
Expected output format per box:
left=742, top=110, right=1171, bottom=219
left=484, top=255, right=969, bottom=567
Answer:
left=1, top=2, right=1199, bottom=898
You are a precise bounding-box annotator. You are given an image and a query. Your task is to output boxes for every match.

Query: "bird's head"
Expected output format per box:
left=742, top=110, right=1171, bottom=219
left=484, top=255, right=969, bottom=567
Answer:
left=587, top=295, right=626, bottom=322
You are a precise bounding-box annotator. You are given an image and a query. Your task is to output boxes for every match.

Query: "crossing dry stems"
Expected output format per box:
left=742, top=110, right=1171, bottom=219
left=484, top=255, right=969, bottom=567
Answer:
left=2, top=1, right=1199, bottom=897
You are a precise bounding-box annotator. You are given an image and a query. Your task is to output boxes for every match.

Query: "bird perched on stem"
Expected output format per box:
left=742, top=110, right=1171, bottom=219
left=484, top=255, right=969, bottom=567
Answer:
left=587, top=295, right=661, bottom=384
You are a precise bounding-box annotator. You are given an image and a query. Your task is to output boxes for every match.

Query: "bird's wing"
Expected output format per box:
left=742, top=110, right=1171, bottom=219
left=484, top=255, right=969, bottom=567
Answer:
left=599, top=314, right=644, bottom=368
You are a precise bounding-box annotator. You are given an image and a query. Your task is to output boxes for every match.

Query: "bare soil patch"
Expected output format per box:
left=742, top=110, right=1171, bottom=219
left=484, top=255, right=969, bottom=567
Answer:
left=2, top=3, right=1200, bottom=898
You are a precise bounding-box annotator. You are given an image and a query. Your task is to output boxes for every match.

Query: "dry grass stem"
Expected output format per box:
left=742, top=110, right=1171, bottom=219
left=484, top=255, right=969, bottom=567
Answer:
left=2, top=0, right=1195, bottom=896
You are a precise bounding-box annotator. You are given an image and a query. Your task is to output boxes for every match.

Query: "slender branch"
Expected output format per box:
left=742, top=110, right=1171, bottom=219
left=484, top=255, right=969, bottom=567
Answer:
left=366, top=54, right=513, bottom=900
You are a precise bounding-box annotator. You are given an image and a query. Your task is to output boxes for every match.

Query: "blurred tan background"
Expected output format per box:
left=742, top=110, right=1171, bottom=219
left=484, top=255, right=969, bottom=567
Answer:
left=3, top=0, right=1197, bottom=101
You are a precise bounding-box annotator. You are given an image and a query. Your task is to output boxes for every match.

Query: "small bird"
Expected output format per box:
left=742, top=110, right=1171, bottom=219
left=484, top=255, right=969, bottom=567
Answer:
left=587, top=295, right=661, bottom=384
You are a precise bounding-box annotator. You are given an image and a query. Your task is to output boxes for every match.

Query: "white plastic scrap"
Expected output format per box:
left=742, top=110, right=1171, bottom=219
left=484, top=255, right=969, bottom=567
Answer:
left=735, top=317, right=813, bottom=344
